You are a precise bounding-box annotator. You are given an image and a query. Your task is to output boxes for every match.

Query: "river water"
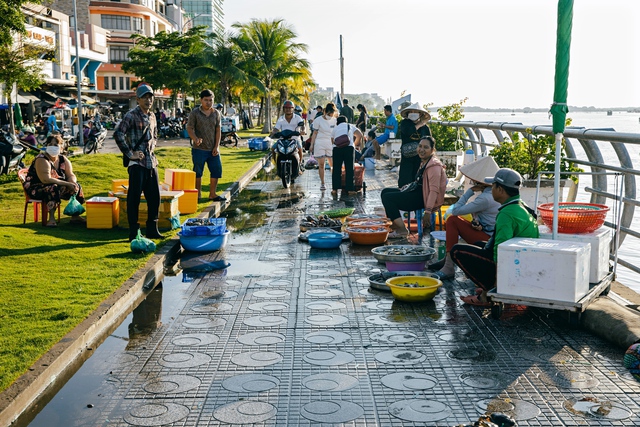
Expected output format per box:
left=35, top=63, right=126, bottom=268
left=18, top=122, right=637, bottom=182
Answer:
left=462, top=111, right=640, bottom=293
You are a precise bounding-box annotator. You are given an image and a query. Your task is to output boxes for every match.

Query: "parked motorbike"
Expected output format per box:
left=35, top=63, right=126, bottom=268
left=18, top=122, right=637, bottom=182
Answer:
left=271, top=126, right=303, bottom=188
left=158, top=117, right=182, bottom=139
left=219, top=122, right=239, bottom=147
left=83, top=121, right=108, bottom=154
left=0, top=126, right=26, bottom=175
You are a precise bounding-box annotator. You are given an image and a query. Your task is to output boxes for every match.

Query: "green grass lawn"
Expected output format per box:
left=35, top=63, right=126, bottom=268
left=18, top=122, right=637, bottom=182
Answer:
left=0, top=140, right=266, bottom=392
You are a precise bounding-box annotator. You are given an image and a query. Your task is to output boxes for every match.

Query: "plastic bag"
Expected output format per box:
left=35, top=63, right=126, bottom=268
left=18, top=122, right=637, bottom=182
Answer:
left=130, top=229, right=156, bottom=253
left=305, top=155, right=319, bottom=170
left=63, top=195, right=85, bottom=216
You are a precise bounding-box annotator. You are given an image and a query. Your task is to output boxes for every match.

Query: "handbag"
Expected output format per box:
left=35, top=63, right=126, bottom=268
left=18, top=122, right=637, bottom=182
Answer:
left=401, top=141, right=419, bottom=158
left=123, top=125, right=150, bottom=167
left=334, top=125, right=351, bottom=148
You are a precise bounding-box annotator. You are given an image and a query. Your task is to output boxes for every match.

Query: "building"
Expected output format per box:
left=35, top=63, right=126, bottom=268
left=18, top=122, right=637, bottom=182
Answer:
left=179, top=0, right=224, bottom=36
left=1, top=5, right=108, bottom=127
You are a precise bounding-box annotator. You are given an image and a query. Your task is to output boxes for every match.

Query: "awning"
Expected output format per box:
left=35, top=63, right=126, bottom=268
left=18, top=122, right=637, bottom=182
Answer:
left=81, top=95, right=98, bottom=104
left=17, top=91, right=39, bottom=103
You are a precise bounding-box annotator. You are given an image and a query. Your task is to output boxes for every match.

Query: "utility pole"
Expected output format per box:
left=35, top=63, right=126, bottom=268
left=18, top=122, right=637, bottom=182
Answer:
left=339, top=35, right=344, bottom=98
left=72, top=0, right=84, bottom=146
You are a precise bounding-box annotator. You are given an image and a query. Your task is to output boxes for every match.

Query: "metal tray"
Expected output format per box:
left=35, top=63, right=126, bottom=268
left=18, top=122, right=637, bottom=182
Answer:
left=371, top=245, right=436, bottom=263
left=368, top=271, right=439, bottom=291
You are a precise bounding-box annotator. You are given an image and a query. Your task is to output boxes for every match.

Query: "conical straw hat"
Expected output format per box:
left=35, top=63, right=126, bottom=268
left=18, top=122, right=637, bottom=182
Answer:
left=459, top=156, right=499, bottom=183
left=400, top=102, right=431, bottom=121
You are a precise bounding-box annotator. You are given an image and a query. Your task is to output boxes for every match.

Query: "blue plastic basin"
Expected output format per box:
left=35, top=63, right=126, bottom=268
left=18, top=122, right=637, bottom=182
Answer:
left=307, top=232, right=343, bottom=249
left=179, top=230, right=229, bottom=252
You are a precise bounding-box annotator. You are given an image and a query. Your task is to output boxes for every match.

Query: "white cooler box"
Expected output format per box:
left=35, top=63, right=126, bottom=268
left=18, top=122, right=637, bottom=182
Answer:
left=221, top=116, right=238, bottom=133
left=538, top=225, right=611, bottom=284
left=497, top=238, right=590, bottom=303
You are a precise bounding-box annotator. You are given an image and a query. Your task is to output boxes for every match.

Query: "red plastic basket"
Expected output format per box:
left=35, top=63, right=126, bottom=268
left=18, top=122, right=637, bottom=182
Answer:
left=537, top=202, right=609, bottom=234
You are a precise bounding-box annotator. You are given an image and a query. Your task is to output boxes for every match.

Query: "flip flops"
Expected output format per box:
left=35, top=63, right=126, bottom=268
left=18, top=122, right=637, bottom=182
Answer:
left=460, top=294, right=491, bottom=307
left=210, top=195, right=227, bottom=202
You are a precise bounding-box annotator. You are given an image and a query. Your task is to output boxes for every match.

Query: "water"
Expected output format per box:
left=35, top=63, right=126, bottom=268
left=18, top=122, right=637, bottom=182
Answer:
left=461, top=111, right=640, bottom=292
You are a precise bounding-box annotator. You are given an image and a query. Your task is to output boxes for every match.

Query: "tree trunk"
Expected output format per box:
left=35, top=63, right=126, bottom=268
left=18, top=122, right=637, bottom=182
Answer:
left=262, top=89, right=275, bottom=134
left=257, top=97, right=264, bottom=127
left=7, top=100, right=15, bottom=136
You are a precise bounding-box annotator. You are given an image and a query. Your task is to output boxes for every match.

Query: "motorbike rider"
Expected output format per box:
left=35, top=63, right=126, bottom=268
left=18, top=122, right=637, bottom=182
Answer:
left=19, top=126, right=38, bottom=147
left=270, top=100, right=305, bottom=166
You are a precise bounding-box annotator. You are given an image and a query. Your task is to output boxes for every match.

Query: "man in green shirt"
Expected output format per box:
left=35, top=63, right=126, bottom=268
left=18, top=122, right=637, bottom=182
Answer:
left=450, top=168, right=539, bottom=306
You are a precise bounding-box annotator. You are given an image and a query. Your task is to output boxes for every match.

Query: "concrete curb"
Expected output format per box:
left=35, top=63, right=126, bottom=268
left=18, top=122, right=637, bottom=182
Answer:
left=0, top=154, right=269, bottom=427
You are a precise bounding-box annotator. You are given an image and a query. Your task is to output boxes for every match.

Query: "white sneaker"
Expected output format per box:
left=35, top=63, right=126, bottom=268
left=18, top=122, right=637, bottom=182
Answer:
left=320, top=184, right=326, bottom=190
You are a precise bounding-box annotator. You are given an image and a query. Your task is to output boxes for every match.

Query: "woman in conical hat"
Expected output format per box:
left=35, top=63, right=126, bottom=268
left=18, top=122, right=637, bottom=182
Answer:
left=429, top=156, right=500, bottom=280
left=397, top=102, right=432, bottom=188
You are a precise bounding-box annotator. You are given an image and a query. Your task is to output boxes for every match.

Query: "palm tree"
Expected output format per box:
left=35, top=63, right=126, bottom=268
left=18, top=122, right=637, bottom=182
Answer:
left=188, top=32, right=247, bottom=108
left=233, top=19, right=310, bottom=133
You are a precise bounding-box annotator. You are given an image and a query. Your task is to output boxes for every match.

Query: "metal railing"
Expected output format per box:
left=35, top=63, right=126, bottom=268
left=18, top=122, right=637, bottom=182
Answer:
left=432, top=120, right=640, bottom=275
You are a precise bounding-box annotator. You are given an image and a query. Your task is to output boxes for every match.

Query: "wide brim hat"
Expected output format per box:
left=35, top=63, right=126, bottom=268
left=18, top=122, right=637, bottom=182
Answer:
left=400, top=102, right=431, bottom=121
left=459, top=156, right=500, bottom=184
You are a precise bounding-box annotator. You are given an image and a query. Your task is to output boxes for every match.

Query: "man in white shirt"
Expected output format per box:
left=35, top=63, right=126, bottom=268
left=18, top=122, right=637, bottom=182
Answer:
left=226, top=104, right=236, bottom=116
left=270, top=100, right=305, bottom=162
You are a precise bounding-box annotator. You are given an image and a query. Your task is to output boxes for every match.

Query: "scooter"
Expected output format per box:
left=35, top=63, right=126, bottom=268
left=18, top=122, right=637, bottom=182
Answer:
left=0, top=126, right=26, bottom=175
left=271, top=127, right=302, bottom=188
left=83, top=121, right=108, bottom=154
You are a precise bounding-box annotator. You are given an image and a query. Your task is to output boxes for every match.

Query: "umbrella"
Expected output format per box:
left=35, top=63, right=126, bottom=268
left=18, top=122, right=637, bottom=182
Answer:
left=13, top=102, right=23, bottom=130
left=549, top=0, right=573, bottom=239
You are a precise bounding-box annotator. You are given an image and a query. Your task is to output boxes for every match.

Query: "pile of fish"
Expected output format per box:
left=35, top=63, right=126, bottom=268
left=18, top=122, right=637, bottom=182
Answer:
left=374, top=246, right=431, bottom=256
left=300, top=215, right=342, bottom=229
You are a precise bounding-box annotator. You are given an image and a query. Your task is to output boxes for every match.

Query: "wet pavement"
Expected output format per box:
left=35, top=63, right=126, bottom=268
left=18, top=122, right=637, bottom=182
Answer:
left=26, top=162, right=640, bottom=426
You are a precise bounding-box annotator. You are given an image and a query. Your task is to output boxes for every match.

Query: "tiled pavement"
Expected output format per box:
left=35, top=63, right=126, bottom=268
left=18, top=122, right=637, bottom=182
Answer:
left=28, top=162, right=640, bottom=426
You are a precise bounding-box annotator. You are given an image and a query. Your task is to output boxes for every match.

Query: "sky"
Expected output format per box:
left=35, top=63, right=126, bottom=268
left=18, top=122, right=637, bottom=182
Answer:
left=223, top=0, right=640, bottom=109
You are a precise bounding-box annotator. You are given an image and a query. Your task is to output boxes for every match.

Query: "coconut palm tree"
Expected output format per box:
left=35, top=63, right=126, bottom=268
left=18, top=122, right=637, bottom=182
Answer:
left=188, top=32, right=248, bottom=108
left=233, top=19, right=310, bottom=133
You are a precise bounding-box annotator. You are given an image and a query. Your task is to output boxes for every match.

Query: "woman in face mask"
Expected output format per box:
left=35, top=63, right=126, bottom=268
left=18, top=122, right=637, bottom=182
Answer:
left=23, top=134, right=85, bottom=227
left=397, top=103, right=432, bottom=188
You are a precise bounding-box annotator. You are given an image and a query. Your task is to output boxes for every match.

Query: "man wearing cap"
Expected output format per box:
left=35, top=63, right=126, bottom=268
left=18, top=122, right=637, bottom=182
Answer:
left=450, top=168, right=539, bottom=306
left=186, top=89, right=224, bottom=202
left=429, top=156, right=501, bottom=280
left=114, top=83, right=163, bottom=241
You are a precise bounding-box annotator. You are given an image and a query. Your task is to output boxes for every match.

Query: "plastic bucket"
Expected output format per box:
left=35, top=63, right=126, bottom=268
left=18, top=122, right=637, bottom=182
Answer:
left=364, top=158, right=375, bottom=169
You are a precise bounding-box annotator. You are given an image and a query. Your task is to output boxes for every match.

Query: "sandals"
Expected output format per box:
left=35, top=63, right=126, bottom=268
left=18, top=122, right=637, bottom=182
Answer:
left=210, top=195, right=227, bottom=202
left=460, top=294, right=491, bottom=307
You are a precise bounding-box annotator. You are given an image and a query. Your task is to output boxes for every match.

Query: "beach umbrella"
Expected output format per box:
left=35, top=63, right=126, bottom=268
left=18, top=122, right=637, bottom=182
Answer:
left=13, top=102, right=23, bottom=130
left=549, top=0, right=573, bottom=238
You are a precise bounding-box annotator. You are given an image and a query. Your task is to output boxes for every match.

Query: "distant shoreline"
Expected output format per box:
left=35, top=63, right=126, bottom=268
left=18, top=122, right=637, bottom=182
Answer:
left=441, top=106, right=640, bottom=113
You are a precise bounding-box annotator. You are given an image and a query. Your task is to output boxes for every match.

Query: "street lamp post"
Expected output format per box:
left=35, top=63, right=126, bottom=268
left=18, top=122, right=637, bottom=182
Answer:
left=72, top=0, right=84, bottom=146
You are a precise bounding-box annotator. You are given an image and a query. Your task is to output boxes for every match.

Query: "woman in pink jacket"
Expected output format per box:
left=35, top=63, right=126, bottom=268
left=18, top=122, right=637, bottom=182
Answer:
left=381, top=136, right=447, bottom=238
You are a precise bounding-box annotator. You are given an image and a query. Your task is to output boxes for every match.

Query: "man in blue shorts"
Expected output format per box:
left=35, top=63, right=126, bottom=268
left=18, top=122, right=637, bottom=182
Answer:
left=186, top=89, right=225, bottom=202
left=373, top=104, right=398, bottom=159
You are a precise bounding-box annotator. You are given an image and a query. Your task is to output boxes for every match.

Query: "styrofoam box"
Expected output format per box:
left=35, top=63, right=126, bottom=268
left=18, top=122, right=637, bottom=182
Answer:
left=538, top=225, right=611, bottom=283
left=497, top=238, right=590, bottom=303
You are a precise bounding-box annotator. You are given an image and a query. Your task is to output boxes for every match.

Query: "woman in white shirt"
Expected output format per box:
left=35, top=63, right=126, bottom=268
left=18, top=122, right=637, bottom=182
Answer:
left=331, top=115, right=362, bottom=195
left=309, top=103, right=337, bottom=191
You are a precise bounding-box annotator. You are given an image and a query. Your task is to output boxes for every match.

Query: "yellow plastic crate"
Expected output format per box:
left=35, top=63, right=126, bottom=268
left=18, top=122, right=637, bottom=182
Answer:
left=165, top=168, right=196, bottom=191
left=178, top=189, right=199, bottom=214
left=115, top=191, right=183, bottom=230
left=86, top=197, right=119, bottom=229
left=111, top=179, right=129, bottom=194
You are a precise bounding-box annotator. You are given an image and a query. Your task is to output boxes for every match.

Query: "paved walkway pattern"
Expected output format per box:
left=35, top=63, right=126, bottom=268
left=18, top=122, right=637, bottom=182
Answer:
left=31, top=162, right=640, bottom=426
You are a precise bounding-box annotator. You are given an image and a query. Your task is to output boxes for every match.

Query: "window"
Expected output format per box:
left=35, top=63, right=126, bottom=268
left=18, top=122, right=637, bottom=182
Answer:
left=111, top=76, right=116, bottom=90
left=132, top=17, right=143, bottom=32
left=125, top=78, right=130, bottom=90
left=119, top=77, right=125, bottom=90
left=104, top=76, right=109, bottom=90
left=109, top=46, right=129, bottom=63
left=101, top=15, right=131, bottom=31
